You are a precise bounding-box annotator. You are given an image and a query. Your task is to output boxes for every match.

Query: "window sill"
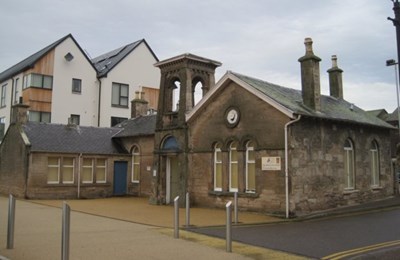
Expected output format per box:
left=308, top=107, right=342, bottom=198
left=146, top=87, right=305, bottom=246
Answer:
left=112, top=105, right=129, bottom=109
left=343, top=189, right=359, bottom=195
left=208, top=190, right=259, bottom=198
left=371, top=186, right=382, bottom=191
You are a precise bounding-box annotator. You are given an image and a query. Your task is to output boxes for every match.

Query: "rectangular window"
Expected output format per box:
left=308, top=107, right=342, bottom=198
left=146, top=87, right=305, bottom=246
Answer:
left=47, top=157, right=60, bottom=184
left=112, top=82, right=129, bottom=107
left=14, top=78, right=19, bottom=104
left=23, top=73, right=53, bottom=89
left=131, top=147, right=140, bottom=183
left=214, top=144, right=222, bottom=191
left=72, top=78, right=82, bottom=93
left=82, top=158, right=94, bottom=183
left=370, top=141, right=380, bottom=187
left=246, top=143, right=256, bottom=193
left=96, top=159, right=107, bottom=183
left=70, top=114, right=80, bottom=125
left=62, top=158, right=74, bottom=184
left=29, top=111, right=51, bottom=123
left=1, top=84, right=6, bottom=107
left=229, top=143, right=238, bottom=192
left=111, top=116, right=128, bottom=127
left=23, top=75, right=28, bottom=90
left=344, top=150, right=354, bottom=189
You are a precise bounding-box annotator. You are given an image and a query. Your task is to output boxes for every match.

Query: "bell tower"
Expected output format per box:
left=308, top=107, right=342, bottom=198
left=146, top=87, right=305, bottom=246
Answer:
left=151, top=53, right=221, bottom=205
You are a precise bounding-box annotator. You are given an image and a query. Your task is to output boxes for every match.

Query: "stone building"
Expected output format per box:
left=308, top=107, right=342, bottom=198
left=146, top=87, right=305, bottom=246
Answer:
left=0, top=38, right=395, bottom=217
left=150, top=38, right=395, bottom=216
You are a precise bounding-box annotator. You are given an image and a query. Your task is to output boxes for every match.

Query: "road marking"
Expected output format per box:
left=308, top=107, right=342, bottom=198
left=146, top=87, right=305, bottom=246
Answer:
left=321, top=240, right=400, bottom=260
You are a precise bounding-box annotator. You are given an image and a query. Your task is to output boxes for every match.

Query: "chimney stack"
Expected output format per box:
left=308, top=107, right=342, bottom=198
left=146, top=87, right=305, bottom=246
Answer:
left=131, top=90, right=149, bottom=118
left=11, top=103, right=29, bottom=124
left=327, top=55, right=344, bottom=99
left=298, top=38, right=322, bottom=111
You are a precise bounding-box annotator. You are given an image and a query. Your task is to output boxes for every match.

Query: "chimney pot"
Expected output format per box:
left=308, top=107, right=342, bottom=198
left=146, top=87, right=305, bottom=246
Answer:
left=298, top=38, right=322, bottom=111
left=327, top=55, right=344, bottom=99
left=304, top=37, right=314, bottom=54
left=331, top=55, right=338, bottom=67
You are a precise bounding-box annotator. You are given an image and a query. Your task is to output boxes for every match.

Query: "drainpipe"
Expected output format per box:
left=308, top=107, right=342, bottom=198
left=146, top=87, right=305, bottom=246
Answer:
left=9, top=78, right=15, bottom=121
left=77, top=153, right=82, bottom=199
left=97, top=79, right=102, bottom=127
left=284, top=115, right=301, bottom=219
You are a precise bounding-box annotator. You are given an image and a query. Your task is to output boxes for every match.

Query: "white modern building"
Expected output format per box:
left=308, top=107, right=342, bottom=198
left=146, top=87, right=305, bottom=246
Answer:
left=0, top=34, right=160, bottom=139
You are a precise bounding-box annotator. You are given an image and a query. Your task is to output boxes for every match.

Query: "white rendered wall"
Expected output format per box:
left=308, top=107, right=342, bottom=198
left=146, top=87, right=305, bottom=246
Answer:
left=0, top=71, right=24, bottom=131
left=51, top=37, right=98, bottom=126
left=98, top=42, right=160, bottom=127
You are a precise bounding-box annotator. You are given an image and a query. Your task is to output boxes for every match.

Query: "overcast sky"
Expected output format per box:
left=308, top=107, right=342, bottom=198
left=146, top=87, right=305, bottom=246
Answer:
left=0, top=0, right=398, bottom=112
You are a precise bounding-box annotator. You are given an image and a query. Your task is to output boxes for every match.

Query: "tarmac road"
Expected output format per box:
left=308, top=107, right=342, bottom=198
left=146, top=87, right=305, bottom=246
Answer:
left=192, top=208, right=400, bottom=259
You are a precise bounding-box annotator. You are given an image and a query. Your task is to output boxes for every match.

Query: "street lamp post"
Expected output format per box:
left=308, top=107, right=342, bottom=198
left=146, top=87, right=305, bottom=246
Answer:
left=388, top=1, right=400, bottom=135
left=386, top=59, right=400, bottom=136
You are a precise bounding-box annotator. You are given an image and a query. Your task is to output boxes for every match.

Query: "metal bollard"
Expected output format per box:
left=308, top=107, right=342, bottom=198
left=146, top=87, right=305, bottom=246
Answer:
left=7, top=194, right=16, bottom=249
left=62, top=201, right=71, bottom=260
left=185, top=192, right=190, bottom=227
left=226, top=201, right=232, bottom=252
left=234, top=192, right=238, bottom=224
left=174, top=196, right=180, bottom=238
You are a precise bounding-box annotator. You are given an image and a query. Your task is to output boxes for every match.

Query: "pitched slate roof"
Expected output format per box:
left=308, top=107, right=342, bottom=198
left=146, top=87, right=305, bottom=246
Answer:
left=187, top=71, right=394, bottom=129
left=23, top=122, right=128, bottom=155
left=367, top=109, right=389, bottom=121
left=386, top=108, right=399, bottom=122
left=113, top=115, right=156, bottom=138
left=0, top=34, right=95, bottom=83
left=231, top=72, right=393, bottom=128
left=92, top=39, right=159, bottom=78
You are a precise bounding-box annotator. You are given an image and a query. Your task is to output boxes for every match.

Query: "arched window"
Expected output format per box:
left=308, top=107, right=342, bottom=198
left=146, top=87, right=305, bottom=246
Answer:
left=172, top=80, right=180, bottom=111
left=213, top=143, right=222, bottom=191
left=229, top=141, right=239, bottom=192
left=344, top=139, right=355, bottom=189
left=131, top=146, right=140, bottom=183
left=245, top=141, right=256, bottom=193
left=192, top=79, right=204, bottom=107
left=370, top=140, right=380, bottom=187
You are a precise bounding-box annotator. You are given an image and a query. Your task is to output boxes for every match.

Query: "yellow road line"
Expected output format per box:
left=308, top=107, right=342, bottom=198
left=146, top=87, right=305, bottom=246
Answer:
left=322, top=240, right=400, bottom=260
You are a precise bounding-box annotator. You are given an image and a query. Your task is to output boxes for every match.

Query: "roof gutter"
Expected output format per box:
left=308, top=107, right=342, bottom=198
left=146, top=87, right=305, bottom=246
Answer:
left=284, top=114, right=301, bottom=219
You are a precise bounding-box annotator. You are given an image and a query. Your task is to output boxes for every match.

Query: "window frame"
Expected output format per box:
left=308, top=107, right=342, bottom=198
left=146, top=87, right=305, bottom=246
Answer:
left=72, top=78, right=82, bottom=94
left=370, top=140, right=380, bottom=187
left=1, top=84, right=7, bottom=108
left=111, top=82, right=129, bottom=107
left=131, top=146, right=140, bottom=183
left=213, top=143, right=223, bottom=192
left=14, top=78, right=19, bottom=104
left=344, top=139, right=355, bottom=190
left=82, top=158, right=94, bottom=184
left=245, top=141, right=256, bottom=193
left=29, top=111, right=51, bottom=123
left=47, top=157, right=61, bottom=184
left=95, top=158, right=107, bottom=183
left=229, top=141, right=239, bottom=192
left=23, top=73, right=53, bottom=89
left=62, top=158, right=75, bottom=184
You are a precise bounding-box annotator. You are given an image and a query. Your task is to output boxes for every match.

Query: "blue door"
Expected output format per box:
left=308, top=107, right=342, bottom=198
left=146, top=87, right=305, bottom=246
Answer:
left=113, top=161, right=128, bottom=196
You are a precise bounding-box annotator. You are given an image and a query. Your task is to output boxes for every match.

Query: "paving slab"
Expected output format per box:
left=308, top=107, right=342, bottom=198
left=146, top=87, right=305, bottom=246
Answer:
left=31, top=197, right=280, bottom=228
left=0, top=197, right=306, bottom=260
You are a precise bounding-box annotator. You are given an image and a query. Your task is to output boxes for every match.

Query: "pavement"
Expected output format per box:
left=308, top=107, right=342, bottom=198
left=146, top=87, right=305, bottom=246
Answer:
left=0, top=195, right=399, bottom=260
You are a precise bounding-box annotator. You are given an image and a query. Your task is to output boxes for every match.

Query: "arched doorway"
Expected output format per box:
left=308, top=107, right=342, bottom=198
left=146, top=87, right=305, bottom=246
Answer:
left=162, top=136, right=180, bottom=204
